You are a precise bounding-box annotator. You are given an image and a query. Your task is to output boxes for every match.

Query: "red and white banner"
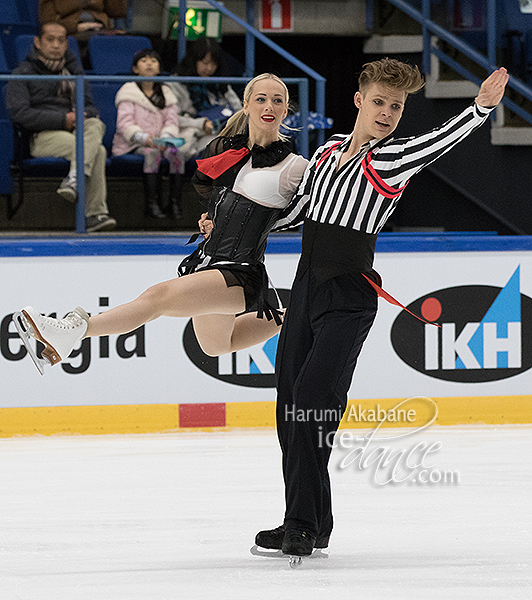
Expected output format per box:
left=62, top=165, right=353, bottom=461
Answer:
left=260, top=0, right=293, bottom=32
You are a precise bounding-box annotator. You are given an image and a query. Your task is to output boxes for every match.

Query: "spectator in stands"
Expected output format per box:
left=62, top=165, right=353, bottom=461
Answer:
left=166, top=38, right=242, bottom=164
left=6, top=22, right=116, bottom=232
left=112, top=49, right=185, bottom=220
left=39, top=0, right=128, bottom=68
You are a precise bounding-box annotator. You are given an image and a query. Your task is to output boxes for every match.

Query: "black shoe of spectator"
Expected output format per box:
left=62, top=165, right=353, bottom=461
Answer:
left=146, top=201, right=166, bottom=219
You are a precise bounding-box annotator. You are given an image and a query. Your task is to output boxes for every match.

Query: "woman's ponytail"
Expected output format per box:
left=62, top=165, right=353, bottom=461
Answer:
left=218, top=109, right=249, bottom=137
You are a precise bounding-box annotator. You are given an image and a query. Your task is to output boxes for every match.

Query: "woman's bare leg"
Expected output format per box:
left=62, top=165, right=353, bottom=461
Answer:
left=85, top=270, right=246, bottom=337
left=193, top=310, right=284, bottom=356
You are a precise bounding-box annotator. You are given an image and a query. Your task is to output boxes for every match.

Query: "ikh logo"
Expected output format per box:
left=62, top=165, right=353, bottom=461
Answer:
left=182, top=289, right=290, bottom=388
left=391, top=266, right=532, bottom=382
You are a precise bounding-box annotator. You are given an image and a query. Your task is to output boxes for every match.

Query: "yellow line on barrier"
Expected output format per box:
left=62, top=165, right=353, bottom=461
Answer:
left=225, top=401, right=276, bottom=428
left=1, top=395, right=531, bottom=438
left=0, top=404, right=180, bottom=437
left=339, top=396, right=532, bottom=428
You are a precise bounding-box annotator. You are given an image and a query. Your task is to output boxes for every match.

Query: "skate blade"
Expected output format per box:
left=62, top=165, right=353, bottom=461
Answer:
left=250, top=545, right=328, bottom=560
left=289, top=555, right=303, bottom=568
left=12, top=311, right=51, bottom=376
left=287, top=549, right=329, bottom=568
left=250, top=545, right=284, bottom=558
left=21, top=309, right=63, bottom=366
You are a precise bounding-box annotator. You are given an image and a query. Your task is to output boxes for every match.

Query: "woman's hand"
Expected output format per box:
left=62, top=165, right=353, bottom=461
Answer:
left=475, top=67, right=509, bottom=108
left=203, top=119, right=214, bottom=135
left=198, top=212, right=213, bottom=238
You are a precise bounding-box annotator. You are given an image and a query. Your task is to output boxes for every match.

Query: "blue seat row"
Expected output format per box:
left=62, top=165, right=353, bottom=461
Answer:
left=1, top=34, right=152, bottom=74
left=1, top=33, right=155, bottom=204
left=0, top=0, right=39, bottom=29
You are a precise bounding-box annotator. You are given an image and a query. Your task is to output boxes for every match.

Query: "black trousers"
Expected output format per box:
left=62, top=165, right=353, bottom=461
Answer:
left=276, top=262, right=377, bottom=538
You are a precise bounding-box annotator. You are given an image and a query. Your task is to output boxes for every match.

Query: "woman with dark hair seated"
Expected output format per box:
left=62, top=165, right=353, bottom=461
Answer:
left=166, top=38, right=243, bottom=164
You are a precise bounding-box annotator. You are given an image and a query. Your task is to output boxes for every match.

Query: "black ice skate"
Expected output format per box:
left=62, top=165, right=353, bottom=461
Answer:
left=255, top=525, right=285, bottom=549
left=251, top=527, right=328, bottom=567
left=253, top=524, right=330, bottom=551
left=282, top=529, right=315, bottom=555
left=282, top=529, right=317, bottom=568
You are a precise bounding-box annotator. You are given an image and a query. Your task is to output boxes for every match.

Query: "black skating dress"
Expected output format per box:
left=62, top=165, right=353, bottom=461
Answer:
left=178, top=134, right=308, bottom=324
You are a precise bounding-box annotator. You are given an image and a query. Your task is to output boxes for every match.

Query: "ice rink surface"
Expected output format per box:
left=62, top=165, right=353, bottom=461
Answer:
left=1, top=426, right=531, bottom=600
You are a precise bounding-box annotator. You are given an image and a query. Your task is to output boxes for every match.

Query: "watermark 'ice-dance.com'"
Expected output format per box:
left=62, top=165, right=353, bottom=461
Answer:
left=286, top=397, right=460, bottom=487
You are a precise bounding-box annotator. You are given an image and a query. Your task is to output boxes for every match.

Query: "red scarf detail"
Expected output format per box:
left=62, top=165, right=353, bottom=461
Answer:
left=196, top=147, right=250, bottom=179
left=361, top=273, right=441, bottom=328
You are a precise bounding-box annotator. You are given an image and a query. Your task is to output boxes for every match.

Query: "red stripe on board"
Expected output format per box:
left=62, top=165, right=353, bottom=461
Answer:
left=179, top=403, right=226, bottom=427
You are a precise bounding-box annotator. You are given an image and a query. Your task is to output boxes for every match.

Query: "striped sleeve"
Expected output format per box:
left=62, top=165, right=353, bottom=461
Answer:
left=373, top=103, right=493, bottom=188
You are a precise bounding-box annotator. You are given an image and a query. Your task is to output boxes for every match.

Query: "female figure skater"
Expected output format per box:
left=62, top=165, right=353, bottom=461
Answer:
left=14, top=73, right=308, bottom=375
left=112, top=49, right=185, bottom=220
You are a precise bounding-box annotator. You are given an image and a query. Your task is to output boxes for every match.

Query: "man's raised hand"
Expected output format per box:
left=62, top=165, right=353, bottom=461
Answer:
left=475, top=67, right=509, bottom=108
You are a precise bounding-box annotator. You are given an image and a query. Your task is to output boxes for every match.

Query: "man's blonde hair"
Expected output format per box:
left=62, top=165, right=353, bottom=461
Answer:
left=359, top=58, right=425, bottom=97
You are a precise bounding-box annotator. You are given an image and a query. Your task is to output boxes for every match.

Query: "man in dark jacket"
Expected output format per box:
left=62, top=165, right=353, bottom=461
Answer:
left=6, top=22, right=116, bottom=232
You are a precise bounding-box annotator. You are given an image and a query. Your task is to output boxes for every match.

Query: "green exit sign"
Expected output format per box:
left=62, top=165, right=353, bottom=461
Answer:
left=167, top=6, right=222, bottom=41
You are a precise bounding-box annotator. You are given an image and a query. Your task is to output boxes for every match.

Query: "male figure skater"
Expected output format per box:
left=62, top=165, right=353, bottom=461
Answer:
left=255, top=58, right=509, bottom=557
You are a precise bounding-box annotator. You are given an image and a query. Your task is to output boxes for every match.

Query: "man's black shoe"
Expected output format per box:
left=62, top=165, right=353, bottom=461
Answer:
left=255, top=525, right=285, bottom=549
left=256, top=524, right=330, bottom=550
left=281, top=529, right=316, bottom=556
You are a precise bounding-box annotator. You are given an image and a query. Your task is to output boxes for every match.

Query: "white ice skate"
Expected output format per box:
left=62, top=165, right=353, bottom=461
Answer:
left=12, top=306, right=90, bottom=375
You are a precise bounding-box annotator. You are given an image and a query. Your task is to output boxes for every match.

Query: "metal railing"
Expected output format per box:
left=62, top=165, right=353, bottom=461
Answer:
left=366, top=0, right=532, bottom=125
left=1, top=73, right=309, bottom=233
left=175, top=0, right=327, bottom=146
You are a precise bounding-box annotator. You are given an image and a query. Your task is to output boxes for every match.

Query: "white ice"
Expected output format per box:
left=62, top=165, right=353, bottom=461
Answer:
left=1, top=426, right=531, bottom=600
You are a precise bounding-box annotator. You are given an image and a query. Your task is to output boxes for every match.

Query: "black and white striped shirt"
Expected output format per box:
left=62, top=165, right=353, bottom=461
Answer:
left=275, top=103, right=493, bottom=234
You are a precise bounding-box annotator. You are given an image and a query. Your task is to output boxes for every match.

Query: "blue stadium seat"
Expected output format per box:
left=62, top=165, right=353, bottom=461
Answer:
left=0, top=0, right=24, bottom=25
left=19, top=0, right=40, bottom=28
left=89, top=81, right=122, bottom=152
left=0, top=37, right=12, bottom=126
left=0, top=119, right=13, bottom=195
left=0, top=38, right=13, bottom=195
left=0, top=24, right=36, bottom=70
left=0, top=37, right=9, bottom=74
left=8, top=123, right=69, bottom=218
left=15, top=34, right=83, bottom=67
left=90, top=80, right=147, bottom=177
left=88, top=35, right=152, bottom=74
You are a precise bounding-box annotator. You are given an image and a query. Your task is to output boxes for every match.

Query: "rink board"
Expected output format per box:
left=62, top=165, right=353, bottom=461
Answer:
left=2, top=233, right=532, bottom=436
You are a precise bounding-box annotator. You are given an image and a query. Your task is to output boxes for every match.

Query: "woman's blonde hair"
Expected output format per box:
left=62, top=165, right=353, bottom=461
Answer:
left=359, top=57, right=425, bottom=97
left=219, top=73, right=290, bottom=141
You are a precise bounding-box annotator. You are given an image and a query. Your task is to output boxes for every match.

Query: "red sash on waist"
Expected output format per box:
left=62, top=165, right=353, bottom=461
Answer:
left=361, top=273, right=441, bottom=327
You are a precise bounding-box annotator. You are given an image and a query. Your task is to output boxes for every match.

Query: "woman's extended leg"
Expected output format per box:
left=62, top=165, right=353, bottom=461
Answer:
left=192, top=309, right=284, bottom=356
left=86, top=269, right=245, bottom=337
left=15, top=270, right=275, bottom=370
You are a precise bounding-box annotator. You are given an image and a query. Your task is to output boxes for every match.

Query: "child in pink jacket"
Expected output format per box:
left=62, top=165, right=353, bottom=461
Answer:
left=112, top=49, right=185, bottom=219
